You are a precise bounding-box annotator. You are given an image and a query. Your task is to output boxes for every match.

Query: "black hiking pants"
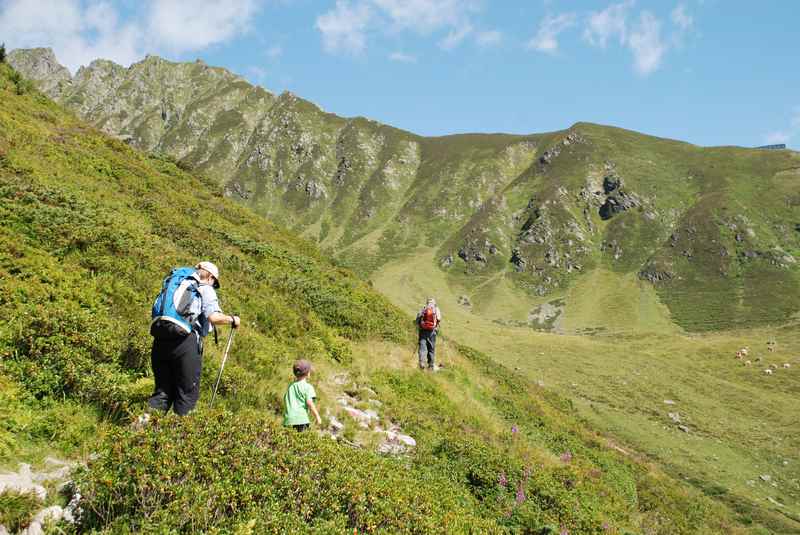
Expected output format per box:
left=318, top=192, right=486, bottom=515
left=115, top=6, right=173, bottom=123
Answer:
left=418, top=329, right=436, bottom=369
left=149, top=332, right=203, bottom=416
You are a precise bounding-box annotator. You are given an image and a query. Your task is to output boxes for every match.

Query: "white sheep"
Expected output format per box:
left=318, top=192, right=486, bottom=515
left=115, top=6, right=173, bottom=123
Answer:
left=741, top=347, right=750, bottom=356
left=783, top=363, right=791, bottom=369
left=744, top=360, right=752, bottom=366
left=764, top=369, right=773, bottom=375
left=769, top=364, right=778, bottom=370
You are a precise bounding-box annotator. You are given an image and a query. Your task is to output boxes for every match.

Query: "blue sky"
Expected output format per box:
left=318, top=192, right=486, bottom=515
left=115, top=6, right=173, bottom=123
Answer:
left=1, top=0, right=798, bottom=148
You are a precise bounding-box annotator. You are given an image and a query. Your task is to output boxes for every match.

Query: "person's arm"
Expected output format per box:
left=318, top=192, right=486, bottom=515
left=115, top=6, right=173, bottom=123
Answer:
left=199, top=286, right=241, bottom=328
left=209, top=312, right=240, bottom=328
left=306, top=397, right=322, bottom=425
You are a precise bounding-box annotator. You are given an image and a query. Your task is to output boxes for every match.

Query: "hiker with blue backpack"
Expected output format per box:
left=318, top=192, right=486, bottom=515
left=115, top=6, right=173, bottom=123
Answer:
left=149, top=261, right=240, bottom=415
left=416, top=297, right=442, bottom=371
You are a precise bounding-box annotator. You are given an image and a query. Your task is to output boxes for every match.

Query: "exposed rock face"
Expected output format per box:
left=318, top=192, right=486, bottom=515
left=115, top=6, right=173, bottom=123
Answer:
left=7, top=48, right=71, bottom=97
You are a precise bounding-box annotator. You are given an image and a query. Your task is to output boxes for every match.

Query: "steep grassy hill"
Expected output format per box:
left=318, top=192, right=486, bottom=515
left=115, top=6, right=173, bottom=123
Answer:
left=3, top=61, right=789, bottom=534
left=10, top=48, right=800, bottom=333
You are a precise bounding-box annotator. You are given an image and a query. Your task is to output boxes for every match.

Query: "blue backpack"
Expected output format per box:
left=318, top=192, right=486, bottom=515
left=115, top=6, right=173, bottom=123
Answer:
left=150, top=267, right=202, bottom=339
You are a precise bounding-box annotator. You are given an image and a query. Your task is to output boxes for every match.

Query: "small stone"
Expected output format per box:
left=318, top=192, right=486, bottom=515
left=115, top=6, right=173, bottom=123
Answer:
left=0, top=525, right=9, bottom=535
left=20, top=521, right=44, bottom=535
left=760, top=474, right=771, bottom=482
left=33, top=505, right=64, bottom=524
left=332, top=373, right=350, bottom=386
left=329, top=416, right=345, bottom=433
left=668, top=412, right=681, bottom=423
left=678, top=425, right=689, bottom=433
left=663, top=399, right=676, bottom=405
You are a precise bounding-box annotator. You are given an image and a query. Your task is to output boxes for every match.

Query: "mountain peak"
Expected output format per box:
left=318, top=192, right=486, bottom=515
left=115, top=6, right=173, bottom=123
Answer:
left=8, top=47, right=72, bottom=97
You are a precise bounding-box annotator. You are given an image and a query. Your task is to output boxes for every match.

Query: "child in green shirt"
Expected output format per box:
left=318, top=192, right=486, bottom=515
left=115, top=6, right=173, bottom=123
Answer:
left=283, top=359, right=322, bottom=432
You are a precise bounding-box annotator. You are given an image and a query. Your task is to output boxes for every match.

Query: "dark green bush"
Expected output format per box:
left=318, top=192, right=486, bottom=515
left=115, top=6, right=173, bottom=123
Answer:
left=0, top=43, right=5, bottom=64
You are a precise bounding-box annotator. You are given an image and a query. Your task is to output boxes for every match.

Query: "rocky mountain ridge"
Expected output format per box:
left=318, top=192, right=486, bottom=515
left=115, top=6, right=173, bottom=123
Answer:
left=9, top=47, right=800, bottom=331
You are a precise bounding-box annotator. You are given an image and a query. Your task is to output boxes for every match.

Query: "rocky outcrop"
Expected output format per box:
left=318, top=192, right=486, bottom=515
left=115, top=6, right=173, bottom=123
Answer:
left=7, top=48, right=71, bottom=98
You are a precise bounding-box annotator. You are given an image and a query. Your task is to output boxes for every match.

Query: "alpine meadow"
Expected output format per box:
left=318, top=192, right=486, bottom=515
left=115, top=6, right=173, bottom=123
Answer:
left=0, top=41, right=799, bottom=535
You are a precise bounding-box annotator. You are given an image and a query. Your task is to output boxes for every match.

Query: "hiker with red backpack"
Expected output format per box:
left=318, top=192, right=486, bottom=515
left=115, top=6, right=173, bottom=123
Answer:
left=416, top=297, right=442, bottom=371
left=148, top=261, right=241, bottom=415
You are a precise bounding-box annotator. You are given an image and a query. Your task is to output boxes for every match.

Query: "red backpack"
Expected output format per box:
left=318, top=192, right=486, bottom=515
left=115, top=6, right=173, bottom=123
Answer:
left=420, top=306, right=437, bottom=331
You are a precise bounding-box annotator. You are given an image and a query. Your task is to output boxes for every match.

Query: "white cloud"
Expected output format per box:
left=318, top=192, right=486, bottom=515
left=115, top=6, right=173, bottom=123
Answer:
left=266, top=45, right=283, bottom=59
left=765, top=106, right=800, bottom=146
left=147, top=0, right=260, bottom=53
left=372, top=0, right=477, bottom=33
left=791, top=106, right=800, bottom=129
left=315, top=0, right=483, bottom=54
left=316, top=0, right=373, bottom=55
left=582, top=3, right=668, bottom=76
left=0, top=0, right=144, bottom=72
left=628, top=11, right=666, bottom=75
left=246, top=65, right=268, bottom=84
left=528, top=12, right=577, bottom=54
left=439, top=23, right=473, bottom=50
left=0, top=0, right=263, bottom=73
left=764, top=131, right=790, bottom=145
left=476, top=29, right=502, bottom=47
left=389, top=51, right=416, bottom=63
left=583, top=0, right=633, bottom=48
left=670, top=4, right=693, bottom=31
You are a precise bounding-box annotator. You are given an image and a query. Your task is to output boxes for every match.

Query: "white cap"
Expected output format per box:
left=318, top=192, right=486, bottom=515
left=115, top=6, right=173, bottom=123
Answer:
left=196, top=261, right=220, bottom=288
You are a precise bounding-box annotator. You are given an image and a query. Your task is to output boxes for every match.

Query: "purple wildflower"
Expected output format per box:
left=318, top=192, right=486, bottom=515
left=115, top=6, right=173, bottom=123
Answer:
left=511, top=424, right=519, bottom=435
left=498, top=472, right=508, bottom=487
left=560, top=527, right=569, bottom=535
left=602, top=522, right=611, bottom=531
left=515, top=482, right=526, bottom=504
left=560, top=451, right=573, bottom=463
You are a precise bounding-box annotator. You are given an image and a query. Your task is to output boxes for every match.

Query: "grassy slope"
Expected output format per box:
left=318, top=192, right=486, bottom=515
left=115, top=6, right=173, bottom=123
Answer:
left=372, top=248, right=800, bottom=532
left=0, top=65, right=780, bottom=534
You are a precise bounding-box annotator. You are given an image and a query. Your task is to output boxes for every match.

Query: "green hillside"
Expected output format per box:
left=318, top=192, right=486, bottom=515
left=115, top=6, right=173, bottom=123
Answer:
left=1, top=61, right=793, bottom=533
left=9, top=48, right=800, bottom=334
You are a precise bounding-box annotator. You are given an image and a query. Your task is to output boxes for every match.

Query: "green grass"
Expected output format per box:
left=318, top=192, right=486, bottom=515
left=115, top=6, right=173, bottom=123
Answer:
left=372, top=247, right=800, bottom=532
left=1, top=61, right=786, bottom=533
left=0, top=489, right=41, bottom=532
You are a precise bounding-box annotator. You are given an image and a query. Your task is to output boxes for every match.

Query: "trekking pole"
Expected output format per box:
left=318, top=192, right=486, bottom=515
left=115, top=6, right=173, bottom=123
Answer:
left=210, top=326, right=236, bottom=408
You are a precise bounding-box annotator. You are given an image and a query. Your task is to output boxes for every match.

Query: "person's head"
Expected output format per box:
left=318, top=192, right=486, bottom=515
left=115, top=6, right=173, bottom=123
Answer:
left=426, top=297, right=436, bottom=307
left=293, top=359, right=312, bottom=380
left=195, top=261, right=220, bottom=289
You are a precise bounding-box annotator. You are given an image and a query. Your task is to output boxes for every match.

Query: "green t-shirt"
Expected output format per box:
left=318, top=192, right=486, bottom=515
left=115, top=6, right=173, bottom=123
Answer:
left=283, top=379, right=317, bottom=426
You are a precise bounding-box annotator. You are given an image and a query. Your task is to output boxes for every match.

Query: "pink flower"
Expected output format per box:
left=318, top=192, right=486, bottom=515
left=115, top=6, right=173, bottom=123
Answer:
left=560, top=527, right=569, bottom=535
left=511, top=424, right=519, bottom=435
left=515, top=483, right=526, bottom=504
left=602, top=522, right=611, bottom=531
left=560, top=451, right=573, bottom=463
left=498, top=472, right=508, bottom=487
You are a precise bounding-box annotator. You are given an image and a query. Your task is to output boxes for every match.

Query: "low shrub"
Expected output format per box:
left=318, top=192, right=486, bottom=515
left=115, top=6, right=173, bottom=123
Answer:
left=0, top=489, right=41, bottom=532
left=76, top=411, right=502, bottom=534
